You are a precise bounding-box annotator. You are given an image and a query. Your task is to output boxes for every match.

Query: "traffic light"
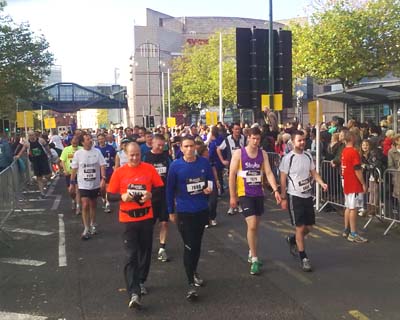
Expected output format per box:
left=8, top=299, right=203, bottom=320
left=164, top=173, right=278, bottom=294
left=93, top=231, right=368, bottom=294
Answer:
left=149, top=116, right=155, bottom=128
left=4, top=120, right=10, bottom=132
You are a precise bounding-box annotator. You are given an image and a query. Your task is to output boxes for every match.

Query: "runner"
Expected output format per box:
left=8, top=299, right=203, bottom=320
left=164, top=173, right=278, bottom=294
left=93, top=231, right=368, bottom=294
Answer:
left=279, top=130, right=328, bottom=272
left=229, top=127, right=281, bottom=275
left=143, top=134, right=171, bottom=262
left=96, top=133, right=116, bottom=213
left=166, top=136, right=214, bottom=300
left=115, top=137, right=131, bottom=168
left=107, top=142, right=164, bottom=309
left=69, top=133, right=106, bottom=240
left=59, top=136, right=82, bottom=215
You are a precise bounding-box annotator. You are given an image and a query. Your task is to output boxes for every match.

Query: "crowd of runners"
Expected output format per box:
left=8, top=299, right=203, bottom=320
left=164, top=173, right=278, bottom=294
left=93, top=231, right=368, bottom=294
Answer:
left=4, top=112, right=398, bottom=309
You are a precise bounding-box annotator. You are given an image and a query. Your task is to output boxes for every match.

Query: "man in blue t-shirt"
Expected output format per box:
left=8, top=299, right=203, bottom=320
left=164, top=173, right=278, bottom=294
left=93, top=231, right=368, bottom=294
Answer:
left=166, top=136, right=214, bottom=301
left=96, top=133, right=116, bottom=213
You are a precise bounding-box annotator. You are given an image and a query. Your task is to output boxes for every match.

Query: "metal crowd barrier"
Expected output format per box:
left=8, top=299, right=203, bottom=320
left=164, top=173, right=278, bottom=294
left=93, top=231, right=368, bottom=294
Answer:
left=0, top=156, right=31, bottom=247
left=317, top=160, right=345, bottom=212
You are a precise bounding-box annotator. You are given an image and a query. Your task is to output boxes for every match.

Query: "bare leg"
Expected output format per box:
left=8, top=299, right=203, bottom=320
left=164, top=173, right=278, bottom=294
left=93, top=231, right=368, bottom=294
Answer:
left=245, top=215, right=260, bottom=258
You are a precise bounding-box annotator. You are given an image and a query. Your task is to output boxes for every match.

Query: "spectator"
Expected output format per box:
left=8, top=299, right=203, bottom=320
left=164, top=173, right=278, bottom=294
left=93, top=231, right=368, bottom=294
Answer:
left=0, top=134, right=13, bottom=172
left=382, top=129, right=395, bottom=157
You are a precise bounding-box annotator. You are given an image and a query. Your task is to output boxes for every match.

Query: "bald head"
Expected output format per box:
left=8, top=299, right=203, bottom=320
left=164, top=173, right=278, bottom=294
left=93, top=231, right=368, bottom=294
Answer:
left=126, top=142, right=141, bottom=167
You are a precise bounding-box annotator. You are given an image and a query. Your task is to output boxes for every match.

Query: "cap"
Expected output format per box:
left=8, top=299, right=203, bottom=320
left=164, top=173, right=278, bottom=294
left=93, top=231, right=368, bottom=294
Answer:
left=120, top=137, right=133, bottom=144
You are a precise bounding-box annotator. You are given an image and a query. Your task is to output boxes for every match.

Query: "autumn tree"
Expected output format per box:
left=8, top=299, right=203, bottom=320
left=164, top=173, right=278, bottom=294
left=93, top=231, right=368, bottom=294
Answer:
left=292, top=0, right=400, bottom=88
left=171, top=31, right=236, bottom=111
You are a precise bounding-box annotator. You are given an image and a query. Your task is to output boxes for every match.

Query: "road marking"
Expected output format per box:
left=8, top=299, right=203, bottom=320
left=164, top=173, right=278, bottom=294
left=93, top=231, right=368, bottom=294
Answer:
left=260, top=221, right=320, bottom=239
left=228, top=229, right=247, bottom=244
left=14, top=208, right=45, bottom=212
left=0, top=258, right=46, bottom=267
left=313, top=225, right=339, bottom=237
left=267, top=208, right=284, bottom=212
left=349, top=310, right=370, bottom=320
left=46, top=176, right=59, bottom=195
left=272, top=260, right=312, bottom=285
left=0, top=311, right=47, bottom=319
left=58, top=214, right=67, bottom=267
left=269, top=220, right=284, bottom=227
left=4, top=228, right=53, bottom=236
left=51, top=195, right=62, bottom=211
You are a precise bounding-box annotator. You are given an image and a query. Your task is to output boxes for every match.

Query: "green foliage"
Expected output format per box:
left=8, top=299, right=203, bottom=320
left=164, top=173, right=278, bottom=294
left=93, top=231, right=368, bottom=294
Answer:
left=171, top=31, right=237, bottom=112
left=0, top=9, right=54, bottom=116
left=292, top=0, right=400, bottom=88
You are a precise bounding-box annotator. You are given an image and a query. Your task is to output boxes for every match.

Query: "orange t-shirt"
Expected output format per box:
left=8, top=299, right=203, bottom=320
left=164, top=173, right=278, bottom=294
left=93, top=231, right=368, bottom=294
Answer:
left=107, top=162, right=164, bottom=222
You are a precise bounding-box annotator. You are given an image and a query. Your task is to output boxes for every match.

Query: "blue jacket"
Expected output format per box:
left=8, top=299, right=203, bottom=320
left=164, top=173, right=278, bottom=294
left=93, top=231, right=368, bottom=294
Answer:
left=167, top=156, right=214, bottom=214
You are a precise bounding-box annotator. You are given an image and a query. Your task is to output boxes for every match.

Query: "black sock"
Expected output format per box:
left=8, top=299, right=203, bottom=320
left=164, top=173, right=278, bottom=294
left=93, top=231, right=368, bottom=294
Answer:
left=160, top=243, right=166, bottom=249
left=299, top=251, right=307, bottom=261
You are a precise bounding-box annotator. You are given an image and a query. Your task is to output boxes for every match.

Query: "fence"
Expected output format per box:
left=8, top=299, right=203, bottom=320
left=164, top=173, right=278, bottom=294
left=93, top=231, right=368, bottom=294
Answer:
left=0, top=156, right=32, bottom=247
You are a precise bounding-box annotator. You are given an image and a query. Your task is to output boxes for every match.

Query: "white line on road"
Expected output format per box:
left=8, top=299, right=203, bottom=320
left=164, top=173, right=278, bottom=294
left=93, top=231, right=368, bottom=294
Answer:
left=4, top=228, right=53, bottom=236
left=46, top=176, right=59, bottom=196
left=0, top=258, right=46, bottom=267
left=14, top=209, right=45, bottom=212
left=51, top=195, right=62, bottom=211
left=58, top=214, right=67, bottom=267
left=0, top=311, right=47, bottom=320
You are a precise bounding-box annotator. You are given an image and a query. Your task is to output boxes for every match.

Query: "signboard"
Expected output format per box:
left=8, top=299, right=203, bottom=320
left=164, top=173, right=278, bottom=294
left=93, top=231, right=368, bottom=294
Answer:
left=44, top=118, right=57, bottom=129
left=261, top=94, right=283, bottom=111
left=205, top=111, right=218, bottom=125
left=16, top=111, right=34, bottom=128
left=308, top=101, right=323, bottom=125
left=167, top=117, right=176, bottom=128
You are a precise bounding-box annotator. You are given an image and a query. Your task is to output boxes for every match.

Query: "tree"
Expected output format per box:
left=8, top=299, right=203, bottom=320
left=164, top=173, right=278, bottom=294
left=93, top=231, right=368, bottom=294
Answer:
left=170, top=31, right=236, bottom=112
left=0, top=4, right=54, bottom=117
left=292, top=0, right=400, bottom=88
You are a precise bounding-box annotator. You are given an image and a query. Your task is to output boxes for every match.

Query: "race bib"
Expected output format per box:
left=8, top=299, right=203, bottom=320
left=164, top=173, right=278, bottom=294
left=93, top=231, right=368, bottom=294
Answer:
left=186, top=177, right=205, bottom=195
left=298, top=177, right=312, bottom=193
left=246, top=170, right=262, bottom=186
left=83, top=168, right=96, bottom=181
left=32, top=148, right=42, bottom=157
left=155, top=166, right=167, bottom=175
left=128, top=184, right=147, bottom=197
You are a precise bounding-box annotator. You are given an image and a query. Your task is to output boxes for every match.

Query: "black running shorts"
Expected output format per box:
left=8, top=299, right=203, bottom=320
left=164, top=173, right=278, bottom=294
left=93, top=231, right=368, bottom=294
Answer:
left=239, top=196, right=264, bottom=218
left=287, top=194, right=315, bottom=226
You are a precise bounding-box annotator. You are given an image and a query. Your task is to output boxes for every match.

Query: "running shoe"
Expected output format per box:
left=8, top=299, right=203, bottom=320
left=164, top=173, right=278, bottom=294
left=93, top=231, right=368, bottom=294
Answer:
left=81, top=232, right=91, bottom=241
left=128, top=293, right=142, bottom=309
left=89, top=225, right=98, bottom=235
left=210, top=220, right=217, bottom=227
left=193, top=272, right=204, bottom=287
left=157, top=248, right=168, bottom=262
left=286, top=235, right=298, bottom=256
left=71, top=200, right=76, bottom=210
left=104, top=202, right=111, bottom=213
left=75, top=205, right=81, bottom=216
left=186, top=284, right=198, bottom=301
left=139, top=283, right=147, bottom=295
left=301, top=258, right=313, bottom=272
left=342, top=228, right=350, bottom=238
left=250, top=260, right=262, bottom=275
left=227, top=207, right=234, bottom=215
left=347, top=233, right=368, bottom=243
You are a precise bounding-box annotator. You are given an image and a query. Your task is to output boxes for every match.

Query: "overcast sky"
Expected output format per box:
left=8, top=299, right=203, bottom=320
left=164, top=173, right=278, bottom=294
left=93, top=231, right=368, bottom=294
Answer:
left=4, top=0, right=310, bottom=86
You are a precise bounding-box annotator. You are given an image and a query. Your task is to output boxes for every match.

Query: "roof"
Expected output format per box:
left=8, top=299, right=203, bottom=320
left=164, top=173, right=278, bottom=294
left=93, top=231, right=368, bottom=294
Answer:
left=317, top=81, right=400, bottom=105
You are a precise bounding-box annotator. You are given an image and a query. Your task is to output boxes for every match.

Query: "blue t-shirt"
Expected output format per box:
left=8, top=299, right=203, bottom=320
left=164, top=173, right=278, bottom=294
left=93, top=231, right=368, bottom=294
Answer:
left=140, top=144, right=152, bottom=159
left=95, top=144, right=116, bottom=178
left=167, top=156, right=214, bottom=214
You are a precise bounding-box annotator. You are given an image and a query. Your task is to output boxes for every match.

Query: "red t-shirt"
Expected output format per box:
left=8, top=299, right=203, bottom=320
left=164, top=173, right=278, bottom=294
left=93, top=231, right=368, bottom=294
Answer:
left=341, top=147, right=363, bottom=194
left=107, top=162, right=164, bottom=222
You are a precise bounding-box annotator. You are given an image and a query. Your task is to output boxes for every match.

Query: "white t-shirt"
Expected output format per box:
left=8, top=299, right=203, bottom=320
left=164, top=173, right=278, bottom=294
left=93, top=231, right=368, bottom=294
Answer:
left=50, top=135, right=64, bottom=150
left=71, top=148, right=106, bottom=190
left=279, top=151, right=315, bottom=198
left=118, top=150, right=128, bottom=166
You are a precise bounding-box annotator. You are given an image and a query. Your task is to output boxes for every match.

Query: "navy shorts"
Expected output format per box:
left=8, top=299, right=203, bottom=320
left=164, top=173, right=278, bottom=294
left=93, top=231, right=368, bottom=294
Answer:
left=152, top=200, right=169, bottom=223
left=239, top=196, right=264, bottom=218
left=287, top=194, right=315, bottom=226
left=79, top=188, right=100, bottom=199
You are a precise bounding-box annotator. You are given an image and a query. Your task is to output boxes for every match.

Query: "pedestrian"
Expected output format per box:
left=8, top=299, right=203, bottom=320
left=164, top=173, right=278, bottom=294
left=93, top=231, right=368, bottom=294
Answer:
left=228, top=127, right=281, bottom=275
left=143, top=134, right=171, bottom=262
left=341, top=130, right=368, bottom=243
left=279, top=130, right=328, bottom=272
left=107, top=142, right=163, bottom=309
left=69, top=133, right=106, bottom=240
left=115, top=137, right=132, bottom=168
left=166, top=136, right=214, bottom=300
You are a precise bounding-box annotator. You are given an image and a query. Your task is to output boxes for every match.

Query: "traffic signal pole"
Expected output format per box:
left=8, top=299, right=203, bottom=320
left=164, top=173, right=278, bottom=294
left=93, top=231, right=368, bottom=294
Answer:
left=268, top=0, right=274, bottom=111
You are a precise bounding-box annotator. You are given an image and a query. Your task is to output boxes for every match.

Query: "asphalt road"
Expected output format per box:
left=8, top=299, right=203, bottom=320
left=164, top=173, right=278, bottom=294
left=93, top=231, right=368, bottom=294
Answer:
left=0, top=176, right=399, bottom=320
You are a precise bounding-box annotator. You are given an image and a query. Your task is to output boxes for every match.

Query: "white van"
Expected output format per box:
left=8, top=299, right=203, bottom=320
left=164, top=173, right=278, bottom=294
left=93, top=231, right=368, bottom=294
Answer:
left=57, top=126, right=72, bottom=134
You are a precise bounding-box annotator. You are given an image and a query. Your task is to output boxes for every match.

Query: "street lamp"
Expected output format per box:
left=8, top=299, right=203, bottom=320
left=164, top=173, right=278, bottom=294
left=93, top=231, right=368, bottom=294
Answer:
left=296, top=89, right=304, bottom=127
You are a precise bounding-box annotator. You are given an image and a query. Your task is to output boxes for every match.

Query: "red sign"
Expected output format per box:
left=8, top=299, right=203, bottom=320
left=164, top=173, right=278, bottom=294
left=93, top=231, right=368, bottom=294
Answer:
left=186, top=38, right=209, bottom=46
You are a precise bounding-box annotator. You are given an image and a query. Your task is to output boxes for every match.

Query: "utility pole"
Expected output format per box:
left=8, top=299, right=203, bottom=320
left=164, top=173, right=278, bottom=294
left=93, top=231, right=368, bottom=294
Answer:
left=268, top=0, right=274, bottom=111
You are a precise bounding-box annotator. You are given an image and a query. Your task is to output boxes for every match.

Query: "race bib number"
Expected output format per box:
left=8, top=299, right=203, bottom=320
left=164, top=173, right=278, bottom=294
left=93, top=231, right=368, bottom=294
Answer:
left=186, top=177, right=205, bottom=195
left=298, top=177, right=312, bottom=193
left=246, top=170, right=262, bottom=186
left=128, top=184, right=147, bottom=197
left=155, top=166, right=167, bottom=175
left=83, top=168, right=96, bottom=181
left=32, top=148, right=42, bottom=157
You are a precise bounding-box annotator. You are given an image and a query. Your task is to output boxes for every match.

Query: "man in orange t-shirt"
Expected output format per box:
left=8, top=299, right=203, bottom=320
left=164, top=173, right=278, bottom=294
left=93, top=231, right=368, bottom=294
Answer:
left=341, top=130, right=368, bottom=243
left=107, top=142, right=163, bottom=309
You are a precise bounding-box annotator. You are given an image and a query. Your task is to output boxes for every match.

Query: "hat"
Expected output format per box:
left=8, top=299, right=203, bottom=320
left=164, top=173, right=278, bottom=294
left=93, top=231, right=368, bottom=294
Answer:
left=190, top=123, right=197, bottom=128
left=251, top=123, right=260, bottom=128
left=120, top=137, right=133, bottom=144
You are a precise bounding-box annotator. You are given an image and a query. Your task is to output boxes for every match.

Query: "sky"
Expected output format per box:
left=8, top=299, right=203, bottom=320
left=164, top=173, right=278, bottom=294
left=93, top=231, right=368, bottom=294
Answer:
left=3, top=0, right=310, bottom=86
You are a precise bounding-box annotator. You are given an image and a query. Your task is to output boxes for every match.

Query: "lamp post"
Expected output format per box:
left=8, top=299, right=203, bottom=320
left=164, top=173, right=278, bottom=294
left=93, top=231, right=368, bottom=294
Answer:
left=296, top=89, right=304, bottom=127
left=167, top=68, right=171, bottom=118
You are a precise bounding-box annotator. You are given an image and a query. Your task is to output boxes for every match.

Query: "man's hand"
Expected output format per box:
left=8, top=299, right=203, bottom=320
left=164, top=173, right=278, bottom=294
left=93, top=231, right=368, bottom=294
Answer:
left=140, top=191, right=152, bottom=203
left=203, top=187, right=212, bottom=195
left=169, top=213, right=177, bottom=224
left=321, top=183, right=328, bottom=192
left=274, top=191, right=282, bottom=204
left=229, top=195, right=238, bottom=209
left=222, top=160, right=229, bottom=167
left=362, top=183, right=368, bottom=193
left=121, top=192, right=132, bottom=202
left=280, top=198, right=288, bottom=210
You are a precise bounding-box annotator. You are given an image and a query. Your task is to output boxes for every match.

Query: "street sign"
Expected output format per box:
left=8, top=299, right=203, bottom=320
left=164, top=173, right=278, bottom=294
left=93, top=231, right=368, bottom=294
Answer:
left=261, top=94, right=283, bottom=111
left=16, top=111, right=34, bottom=128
